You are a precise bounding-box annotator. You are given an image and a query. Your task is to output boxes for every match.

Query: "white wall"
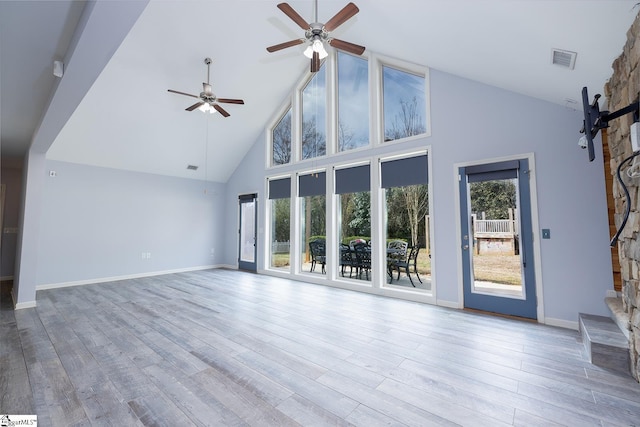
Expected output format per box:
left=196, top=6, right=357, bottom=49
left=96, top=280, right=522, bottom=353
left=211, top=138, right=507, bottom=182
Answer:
left=224, top=67, right=613, bottom=325
left=36, top=160, right=225, bottom=287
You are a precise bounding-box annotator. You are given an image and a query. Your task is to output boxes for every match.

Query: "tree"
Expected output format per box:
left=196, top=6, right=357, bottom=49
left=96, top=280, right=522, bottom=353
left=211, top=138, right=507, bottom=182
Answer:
left=338, top=120, right=355, bottom=151
left=348, top=191, right=370, bottom=237
left=401, top=184, right=428, bottom=247
left=385, top=188, right=409, bottom=239
left=385, top=96, right=426, bottom=141
left=470, top=180, right=516, bottom=219
left=273, top=198, right=290, bottom=242
left=302, top=118, right=326, bottom=159
left=272, top=111, right=291, bottom=165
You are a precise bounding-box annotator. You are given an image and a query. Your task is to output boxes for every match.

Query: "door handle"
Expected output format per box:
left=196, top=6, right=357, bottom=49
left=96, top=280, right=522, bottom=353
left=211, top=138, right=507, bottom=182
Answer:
left=463, top=245, right=469, bottom=250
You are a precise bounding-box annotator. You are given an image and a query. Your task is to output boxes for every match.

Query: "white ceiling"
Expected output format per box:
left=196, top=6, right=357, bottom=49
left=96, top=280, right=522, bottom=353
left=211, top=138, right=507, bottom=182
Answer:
left=2, top=0, right=638, bottom=182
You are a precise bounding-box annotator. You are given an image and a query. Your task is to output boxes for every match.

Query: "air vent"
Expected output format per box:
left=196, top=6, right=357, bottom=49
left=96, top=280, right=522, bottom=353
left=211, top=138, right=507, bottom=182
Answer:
left=186, top=164, right=199, bottom=171
left=551, top=49, right=577, bottom=70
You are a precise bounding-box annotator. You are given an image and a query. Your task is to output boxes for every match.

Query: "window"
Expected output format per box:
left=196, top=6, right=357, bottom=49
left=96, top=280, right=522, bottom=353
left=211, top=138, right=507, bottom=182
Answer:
left=381, top=154, right=431, bottom=289
left=382, top=65, right=427, bottom=142
left=335, top=164, right=371, bottom=282
left=337, top=52, right=369, bottom=152
left=268, top=177, right=291, bottom=271
left=263, top=51, right=434, bottom=296
left=301, top=65, right=326, bottom=160
left=272, top=107, right=292, bottom=166
left=299, top=172, right=326, bottom=275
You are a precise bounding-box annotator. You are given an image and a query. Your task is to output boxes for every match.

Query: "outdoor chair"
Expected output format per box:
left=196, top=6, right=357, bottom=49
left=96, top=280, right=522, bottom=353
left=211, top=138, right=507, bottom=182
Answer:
left=393, top=245, right=422, bottom=286
left=387, top=240, right=408, bottom=282
left=309, top=239, right=326, bottom=274
left=352, top=242, right=371, bottom=280
left=339, top=243, right=355, bottom=278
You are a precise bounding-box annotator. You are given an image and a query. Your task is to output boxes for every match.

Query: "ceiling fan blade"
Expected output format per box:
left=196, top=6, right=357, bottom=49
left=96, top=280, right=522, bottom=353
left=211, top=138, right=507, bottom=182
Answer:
left=168, top=89, right=199, bottom=99
left=277, top=3, right=310, bottom=30
left=311, top=51, right=320, bottom=73
left=267, top=39, right=304, bottom=53
left=186, top=102, right=204, bottom=111
left=324, top=2, right=359, bottom=32
left=217, top=98, right=244, bottom=105
left=213, top=104, right=230, bottom=117
left=203, top=83, right=213, bottom=96
left=328, top=38, right=365, bottom=55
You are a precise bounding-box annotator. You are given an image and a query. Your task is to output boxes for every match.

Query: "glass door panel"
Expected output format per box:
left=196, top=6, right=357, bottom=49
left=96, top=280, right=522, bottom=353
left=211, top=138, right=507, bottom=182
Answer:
left=459, top=159, right=537, bottom=319
left=239, top=194, right=257, bottom=271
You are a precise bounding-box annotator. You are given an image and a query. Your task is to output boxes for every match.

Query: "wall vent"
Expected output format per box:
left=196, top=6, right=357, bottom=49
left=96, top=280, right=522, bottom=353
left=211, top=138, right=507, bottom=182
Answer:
left=551, top=49, right=577, bottom=70
left=186, top=164, right=199, bottom=170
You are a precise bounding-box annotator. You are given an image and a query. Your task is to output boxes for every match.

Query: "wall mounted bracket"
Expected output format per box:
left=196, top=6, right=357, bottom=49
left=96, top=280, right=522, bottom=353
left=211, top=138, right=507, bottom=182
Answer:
left=580, top=86, right=639, bottom=161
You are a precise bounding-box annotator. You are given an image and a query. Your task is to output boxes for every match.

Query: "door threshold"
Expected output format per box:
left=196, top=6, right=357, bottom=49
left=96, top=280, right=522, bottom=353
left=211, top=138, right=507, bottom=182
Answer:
left=463, top=307, right=537, bottom=323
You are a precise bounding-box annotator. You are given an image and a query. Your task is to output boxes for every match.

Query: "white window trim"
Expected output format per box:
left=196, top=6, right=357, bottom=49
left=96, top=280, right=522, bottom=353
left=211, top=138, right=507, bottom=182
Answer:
left=374, top=53, right=431, bottom=146
left=266, top=100, right=293, bottom=169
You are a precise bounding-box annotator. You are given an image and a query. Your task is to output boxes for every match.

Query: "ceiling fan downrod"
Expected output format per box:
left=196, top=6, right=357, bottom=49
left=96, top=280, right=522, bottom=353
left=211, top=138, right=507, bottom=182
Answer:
left=204, top=57, right=211, bottom=86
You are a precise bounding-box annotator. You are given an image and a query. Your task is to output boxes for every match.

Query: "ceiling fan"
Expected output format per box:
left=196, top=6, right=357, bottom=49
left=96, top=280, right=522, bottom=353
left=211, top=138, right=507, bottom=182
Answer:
left=266, top=1, right=365, bottom=73
left=167, top=58, right=244, bottom=117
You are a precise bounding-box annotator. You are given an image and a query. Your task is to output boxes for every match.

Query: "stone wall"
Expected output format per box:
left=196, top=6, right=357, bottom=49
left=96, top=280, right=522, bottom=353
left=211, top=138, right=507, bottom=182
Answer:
left=604, top=11, right=640, bottom=382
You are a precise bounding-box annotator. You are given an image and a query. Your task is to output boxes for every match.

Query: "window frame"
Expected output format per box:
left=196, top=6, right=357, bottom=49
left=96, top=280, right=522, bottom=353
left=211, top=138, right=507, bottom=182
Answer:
left=266, top=100, right=294, bottom=169
left=374, top=54, right=431, bottom=146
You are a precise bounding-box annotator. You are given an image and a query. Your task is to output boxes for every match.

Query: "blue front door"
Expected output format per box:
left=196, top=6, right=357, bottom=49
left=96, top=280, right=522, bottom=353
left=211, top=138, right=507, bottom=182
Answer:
left=459, top=159, right=537, bottom=319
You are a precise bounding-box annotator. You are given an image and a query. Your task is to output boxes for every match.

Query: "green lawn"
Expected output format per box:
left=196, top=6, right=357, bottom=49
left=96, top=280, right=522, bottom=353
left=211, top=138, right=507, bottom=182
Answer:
left=271, top=251, right=520, bottom=286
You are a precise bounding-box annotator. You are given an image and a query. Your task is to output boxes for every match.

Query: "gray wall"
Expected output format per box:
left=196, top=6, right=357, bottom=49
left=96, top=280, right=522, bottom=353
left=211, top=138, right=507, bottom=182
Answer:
left=36, top=160, right=225, bottom=286
left=224, top=68, right=613, bottom=325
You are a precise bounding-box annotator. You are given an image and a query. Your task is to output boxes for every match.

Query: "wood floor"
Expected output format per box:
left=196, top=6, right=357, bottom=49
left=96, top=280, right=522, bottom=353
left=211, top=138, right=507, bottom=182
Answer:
left=1, top=270, right=639, bottom=426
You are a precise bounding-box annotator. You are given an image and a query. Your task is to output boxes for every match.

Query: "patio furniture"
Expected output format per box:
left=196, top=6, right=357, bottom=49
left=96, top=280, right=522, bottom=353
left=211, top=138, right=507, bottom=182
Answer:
left=352, top=242, right=371, bottom=280
left=309, top=239, right=326, bottom=274
left=393, top=245, right=422, bottom=287
left=339, top=243, right=355, bottom=278
left=387, top=240, right=408, bottom=283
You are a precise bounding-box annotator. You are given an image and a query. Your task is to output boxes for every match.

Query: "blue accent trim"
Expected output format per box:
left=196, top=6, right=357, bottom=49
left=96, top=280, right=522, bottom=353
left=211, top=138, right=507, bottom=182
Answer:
left=459, top=159, right=537, bottom=319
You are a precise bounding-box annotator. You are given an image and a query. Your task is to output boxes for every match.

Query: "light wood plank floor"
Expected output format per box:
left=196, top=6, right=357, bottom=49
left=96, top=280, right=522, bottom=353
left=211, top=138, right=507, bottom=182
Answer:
left=1, top=270, right=639, bottom=426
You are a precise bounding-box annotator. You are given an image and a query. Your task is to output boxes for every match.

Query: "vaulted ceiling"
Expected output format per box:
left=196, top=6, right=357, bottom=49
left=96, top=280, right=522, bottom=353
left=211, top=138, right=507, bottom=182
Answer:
left=2, top=1, right=638, bottom=182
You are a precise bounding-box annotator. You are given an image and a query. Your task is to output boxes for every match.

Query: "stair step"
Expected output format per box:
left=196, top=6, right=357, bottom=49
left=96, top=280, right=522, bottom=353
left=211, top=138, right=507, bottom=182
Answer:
left=605, top=296, right=631, bottom=340
left=579, top=313, right=630, bottom=375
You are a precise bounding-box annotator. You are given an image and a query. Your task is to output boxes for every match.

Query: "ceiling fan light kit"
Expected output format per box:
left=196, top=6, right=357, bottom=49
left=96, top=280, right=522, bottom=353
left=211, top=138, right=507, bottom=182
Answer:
left=167, top=57, right=244, bottom=117
left=267, top=1, right=366, bottom=73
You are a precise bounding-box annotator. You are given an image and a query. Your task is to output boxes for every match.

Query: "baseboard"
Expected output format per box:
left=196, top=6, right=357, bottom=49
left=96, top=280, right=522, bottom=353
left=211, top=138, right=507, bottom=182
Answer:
left=14, top=300, right=37, bottom=309
left=436, top=299, right=461, bottom=309
left=36, top=265, right=222, bottom=291
left=12, top=288, right=36, bottom=310
left=544, top=317, right=579, bottom=330
left=0, top=275, right=14, bottom=281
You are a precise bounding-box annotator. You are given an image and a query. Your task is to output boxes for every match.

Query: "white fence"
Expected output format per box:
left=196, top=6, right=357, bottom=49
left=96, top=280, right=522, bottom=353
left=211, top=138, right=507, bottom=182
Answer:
left=473, top=219, right=515, bottom=236
left=272, top=241, right=290, bottom=254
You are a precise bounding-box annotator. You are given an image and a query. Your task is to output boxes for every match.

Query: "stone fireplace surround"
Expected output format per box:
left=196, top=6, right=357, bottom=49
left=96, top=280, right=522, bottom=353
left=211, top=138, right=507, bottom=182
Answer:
left=604, top=11, right=640, bottom=382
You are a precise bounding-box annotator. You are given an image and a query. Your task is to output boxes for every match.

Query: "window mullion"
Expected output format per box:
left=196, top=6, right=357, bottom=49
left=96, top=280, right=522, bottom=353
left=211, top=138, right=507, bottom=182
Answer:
left=326, top=51, right=337, bottom=156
